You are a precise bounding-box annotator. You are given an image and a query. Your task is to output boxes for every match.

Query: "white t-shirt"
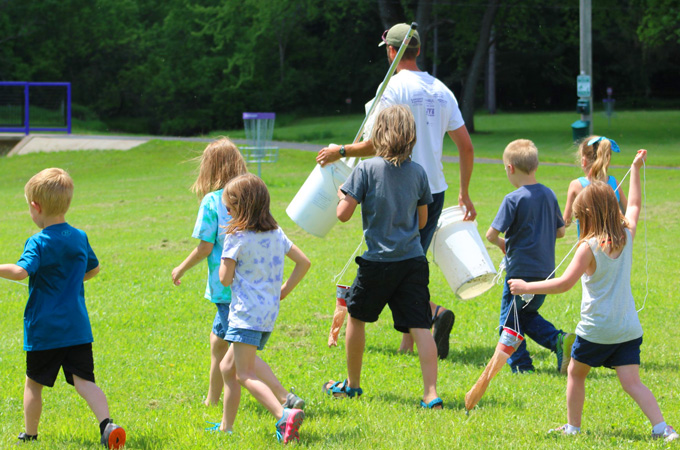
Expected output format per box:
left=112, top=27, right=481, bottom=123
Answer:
left=221, top=227, right=293, bottom=332
left=367, top=70, right=465, bottom=194
left=576, top=229, right=643, bottom=344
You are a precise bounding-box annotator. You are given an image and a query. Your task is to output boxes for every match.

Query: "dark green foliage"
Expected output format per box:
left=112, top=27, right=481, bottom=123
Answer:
left=0, top=0, right=677, bottom=135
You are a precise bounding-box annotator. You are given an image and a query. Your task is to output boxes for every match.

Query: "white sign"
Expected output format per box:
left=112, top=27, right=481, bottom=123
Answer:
left=577, top=74, right=591, bottom=97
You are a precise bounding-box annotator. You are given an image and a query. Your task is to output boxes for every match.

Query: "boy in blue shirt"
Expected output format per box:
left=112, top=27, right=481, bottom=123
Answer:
left=0, top=168, right=125, bottom=448
left=322, top=105, right=442, bottom=409
left=486, top=140, right=573, bottom=374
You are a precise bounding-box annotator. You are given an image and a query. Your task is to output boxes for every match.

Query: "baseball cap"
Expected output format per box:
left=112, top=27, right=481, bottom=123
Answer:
left=378, top=23, right=420, bottom=48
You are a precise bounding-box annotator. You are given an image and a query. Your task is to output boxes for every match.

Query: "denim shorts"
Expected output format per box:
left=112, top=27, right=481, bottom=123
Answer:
left=225, top=327, right=272, bottom=351
left=211, top=302, right=230, bottom=340
left=572, top=335, right=642, bottom=369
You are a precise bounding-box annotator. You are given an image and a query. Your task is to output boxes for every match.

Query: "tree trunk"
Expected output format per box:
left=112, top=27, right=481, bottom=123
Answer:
left=377, top=0, right=406, bottom=29
left=460, top=0, right=500, bottom=133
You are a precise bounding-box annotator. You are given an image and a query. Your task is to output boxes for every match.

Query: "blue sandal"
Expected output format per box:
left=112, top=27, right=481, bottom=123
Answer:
left=323, top=379, right=363, bottom=398
left=420, top=397, right=444, bottom=409
left=205, top=421, right=232, bottom=434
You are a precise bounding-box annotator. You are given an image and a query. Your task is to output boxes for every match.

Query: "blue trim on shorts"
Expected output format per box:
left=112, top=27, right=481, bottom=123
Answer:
left=572, top=335, right=642, bottom=369
left=225, top=327, right=271, bottom=351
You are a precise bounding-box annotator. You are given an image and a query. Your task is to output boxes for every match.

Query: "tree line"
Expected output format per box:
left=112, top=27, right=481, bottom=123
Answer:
left=1, top=0, right=677, bottom=135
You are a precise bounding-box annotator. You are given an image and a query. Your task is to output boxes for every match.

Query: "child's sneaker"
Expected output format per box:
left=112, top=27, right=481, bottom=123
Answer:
left=101, top=422, right=126, bottom=449
left=282, top=392, right=306, bottom=410
left=549, top=424, right=579, bottom=435
left=556, top=332, right=575, bottom=374
left=16, top=432, right=37, bottom=444
left=653, top=425, right=679, bottom=442
left=275, top=408, right=304, bottom=444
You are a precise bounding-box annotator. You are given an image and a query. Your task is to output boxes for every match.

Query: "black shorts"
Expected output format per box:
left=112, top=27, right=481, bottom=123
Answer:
left=346, top=256, right=431, bottom=333
left=26, top=343, right=96, bottom=387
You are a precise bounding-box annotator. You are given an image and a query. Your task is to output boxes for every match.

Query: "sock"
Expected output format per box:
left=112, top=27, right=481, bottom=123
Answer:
left=652, top=422, right=667, bottom=435
left=99, top=418, right=112, bottom=436
left=565, top=424, right=581, bottom=434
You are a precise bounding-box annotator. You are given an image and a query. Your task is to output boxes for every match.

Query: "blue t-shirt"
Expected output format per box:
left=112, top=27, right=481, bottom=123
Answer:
left=221, top=228, right=293, bottom=332
left=16, top=223, right=99, bottom=351
left=192, top=189, right=232, bottom=303
left=491, top=184, right=564, bottom=278
left=341, top=157, right=432, bottom=262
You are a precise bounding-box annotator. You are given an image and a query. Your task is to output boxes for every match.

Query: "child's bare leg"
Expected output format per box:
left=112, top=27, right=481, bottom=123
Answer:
left=206, top=332, right=228, bottom=406
left=615, top=365, right=664, bottom=426
left=410, top=328, right=439, bottom=406
left=24, top=377, right=43, bottom=436
left=566, top=359, right=590, bottom=427
left=73, top=375, right=110, bottom=422
left=399, top=333, right=414, bottom=353
left=232, top=342, right=284, bottom=420
left=220, top=345, right=241, bottom=432
left=255, top=356, right=288, bottom=404
left=346, top=316, right=365, bottom=389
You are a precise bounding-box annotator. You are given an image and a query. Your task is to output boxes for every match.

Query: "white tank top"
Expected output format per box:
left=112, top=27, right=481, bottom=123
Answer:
left=575, top=228, right=643, bottom=344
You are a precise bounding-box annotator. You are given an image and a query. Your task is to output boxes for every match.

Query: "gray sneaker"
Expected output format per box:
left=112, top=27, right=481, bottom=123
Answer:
left=653, top=425, right=679, bottom=442
left=101, top=422, right=126, bottom=449
left=282, top=392, right=305, bottom=410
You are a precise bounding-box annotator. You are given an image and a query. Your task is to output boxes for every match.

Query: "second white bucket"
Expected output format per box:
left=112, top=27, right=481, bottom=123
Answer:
left=286, top=160, right=353, bottom=238
left=432, top=206, right=496, bottom=300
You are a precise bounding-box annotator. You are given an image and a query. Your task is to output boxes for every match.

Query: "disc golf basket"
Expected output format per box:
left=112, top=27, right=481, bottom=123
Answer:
left=241, top=112, right=278, bottom=177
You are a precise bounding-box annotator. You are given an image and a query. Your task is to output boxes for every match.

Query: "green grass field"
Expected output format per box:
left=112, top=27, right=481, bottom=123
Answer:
left=1, top=111, right=679, bottom=449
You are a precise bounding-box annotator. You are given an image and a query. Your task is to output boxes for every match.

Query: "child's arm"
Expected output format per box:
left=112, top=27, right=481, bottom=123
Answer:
left=171, top=241, right=214, bottom=286
left=562, top=179, right=581, bottom=227
left=485, top=227, right=506, bottom=255
left=624, top=149, right=647, bottom=240
left=280, top=245, right=311, bottom=301
left=0, top=264, right=28, bottom=281
left=556, top=225, right=566, bottom=239
left=219, top=257, right=236, bottom=287
left=337, top=189, right=358, bottom=223
left=418, top=205, right=428, bottom=230
left=84, top=265, right=100, bottom=281
left=508, top=241, right=593, bottom=295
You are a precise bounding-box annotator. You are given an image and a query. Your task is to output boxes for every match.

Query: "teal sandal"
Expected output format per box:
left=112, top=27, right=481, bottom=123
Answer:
left=323, top=379, right=363, bottom=398
left=420, top=397, right=443, bottom=409
left=205, top=421, right=232, bottom=434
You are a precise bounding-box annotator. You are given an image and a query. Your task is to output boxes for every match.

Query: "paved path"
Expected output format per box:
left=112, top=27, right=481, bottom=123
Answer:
left=3, top=133, right=676, bottom=170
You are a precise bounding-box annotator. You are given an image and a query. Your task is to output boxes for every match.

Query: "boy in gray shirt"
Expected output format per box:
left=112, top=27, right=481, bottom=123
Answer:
left=322, top=105, right=442, bottom=409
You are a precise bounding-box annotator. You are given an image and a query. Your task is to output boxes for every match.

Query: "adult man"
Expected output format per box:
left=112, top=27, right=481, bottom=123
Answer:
left=316, top=23, right=476, bottom=359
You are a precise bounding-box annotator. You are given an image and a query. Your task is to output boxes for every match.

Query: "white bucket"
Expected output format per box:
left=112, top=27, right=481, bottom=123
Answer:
left=432, top=206, right=496, bottom=300
left=286, top=160, right=353, bottom=238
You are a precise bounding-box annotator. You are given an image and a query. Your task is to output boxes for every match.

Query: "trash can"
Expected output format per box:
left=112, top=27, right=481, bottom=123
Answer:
left=571, top=120, right=590, bottom=142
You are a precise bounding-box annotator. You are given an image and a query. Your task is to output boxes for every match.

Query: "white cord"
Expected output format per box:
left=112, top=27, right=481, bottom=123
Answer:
left=2, top=278, right=28, bottom=287
left=333, top=233, right=365, bottom=285
left=637, top=161, right=649, bottom=312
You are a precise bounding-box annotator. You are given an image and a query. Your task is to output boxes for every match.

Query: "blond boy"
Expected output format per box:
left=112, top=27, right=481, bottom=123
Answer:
left=0, top=168, right=125, bottom=448
left=486, top=140, right=572, bottom=374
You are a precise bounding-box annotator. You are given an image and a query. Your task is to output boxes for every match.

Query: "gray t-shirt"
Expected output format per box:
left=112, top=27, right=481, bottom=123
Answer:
left=341, top=157, right=432, bottom=262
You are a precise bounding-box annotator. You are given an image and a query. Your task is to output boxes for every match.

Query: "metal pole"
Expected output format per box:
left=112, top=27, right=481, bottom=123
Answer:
left=580, top=0, right=592, bottom=135
left=345, top=22, right=417, bottom=169
left=352, top=22, right=418, bottom=146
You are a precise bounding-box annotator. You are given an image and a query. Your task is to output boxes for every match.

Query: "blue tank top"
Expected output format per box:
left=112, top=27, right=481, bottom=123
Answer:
left=576, top=175, right=621, bottom=237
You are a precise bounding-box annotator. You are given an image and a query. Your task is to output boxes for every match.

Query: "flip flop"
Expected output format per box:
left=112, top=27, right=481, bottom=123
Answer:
left=420, top=397, right=444, bottom=409
left=432, top=307, right=455, bottom=360
left=322, top=379, right=363, bottom=398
